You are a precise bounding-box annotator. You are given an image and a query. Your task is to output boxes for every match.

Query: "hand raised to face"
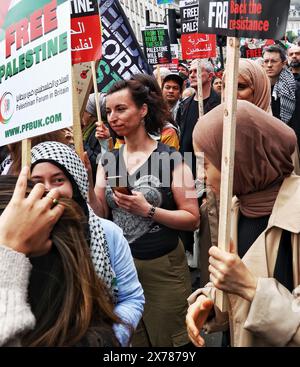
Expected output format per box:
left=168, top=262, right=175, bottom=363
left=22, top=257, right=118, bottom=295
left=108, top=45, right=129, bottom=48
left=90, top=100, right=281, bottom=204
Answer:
left=0, top=166, right=64, bottom=257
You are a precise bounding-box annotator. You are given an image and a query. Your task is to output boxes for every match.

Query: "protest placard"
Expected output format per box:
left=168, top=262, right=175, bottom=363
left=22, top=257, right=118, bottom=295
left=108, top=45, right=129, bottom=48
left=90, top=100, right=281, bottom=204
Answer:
left=73, top=62, right=94, bottom=117
left=0, top=0, right=72, bottom=147
left=198, top=0, right=291, bottom=40
left=158, top=44, right=179, bottom=72
left=142, top=27, right=172, bottom=65
left=180, top=0, right=216, bottom=60
left=240, top=45, right=263, bottom=58
left=71, top=0, right=102, bottom=64
left=98, top=0, right=152, bottom=93
left=181, top=33, right=216, bottom=59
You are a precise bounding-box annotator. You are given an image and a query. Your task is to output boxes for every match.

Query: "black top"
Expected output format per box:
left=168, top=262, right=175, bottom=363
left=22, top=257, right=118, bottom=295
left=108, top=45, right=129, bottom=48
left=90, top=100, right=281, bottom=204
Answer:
left=179, top=89, right=221, bottom=178
left=102, top=142, right=182, bottom=260
left=293, top=72, right=300, bottom=83
left=238, top=211, right=293, bottom=292
left=270, top=85, right=281, bottom=121
left=271, top=83, right=300, bottom=147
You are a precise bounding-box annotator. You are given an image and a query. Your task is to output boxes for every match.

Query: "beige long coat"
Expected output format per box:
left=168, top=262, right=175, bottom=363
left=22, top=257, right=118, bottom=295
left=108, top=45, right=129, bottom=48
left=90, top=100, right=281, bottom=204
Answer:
left=189, top=175, right=300, bottom=347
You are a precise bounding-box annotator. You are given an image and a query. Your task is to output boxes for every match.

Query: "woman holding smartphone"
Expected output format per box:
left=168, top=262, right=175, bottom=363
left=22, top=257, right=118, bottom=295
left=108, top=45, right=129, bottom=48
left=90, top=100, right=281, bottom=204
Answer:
left=94, top=79, right=200, bottom=347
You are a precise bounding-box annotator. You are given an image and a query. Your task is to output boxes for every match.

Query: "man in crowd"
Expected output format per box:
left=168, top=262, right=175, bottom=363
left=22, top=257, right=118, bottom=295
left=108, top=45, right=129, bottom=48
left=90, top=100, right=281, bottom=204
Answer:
left=263, top=45, right=300, bottom=145
left=179, top=59, right=220, bottom=179
left=177, top=59, right=220, bottom=267
left=162, top=73, right=183, bottom=124
left=178, top=62, right=190, bottom=88
left=288, top=45, right=300, bottom=82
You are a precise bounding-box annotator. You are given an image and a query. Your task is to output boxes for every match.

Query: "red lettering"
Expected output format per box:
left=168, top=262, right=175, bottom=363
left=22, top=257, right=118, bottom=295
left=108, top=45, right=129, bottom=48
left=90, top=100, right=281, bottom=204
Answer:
left=257, top=3, right=262, bottom=14
left=5, top=25, right=15, bottom=58
left=263, top=20, right=269, bottom=32
left=44, top=0, right=58, bottom=35
left=230, top=0, right=247, bottom=14
left=15, top=18, right=29, bottom=51
left=246, top=48, right=262, bottom=58
left=249, top=0, right=262, bottom=14
left=30, top=9, right=43, bottom=41
left=5, top=0, right=57, bottom=58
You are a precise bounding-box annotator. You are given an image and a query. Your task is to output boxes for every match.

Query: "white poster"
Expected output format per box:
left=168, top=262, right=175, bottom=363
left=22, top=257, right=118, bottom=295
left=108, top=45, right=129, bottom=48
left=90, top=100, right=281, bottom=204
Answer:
left=0, top=0, right=72, bottom=146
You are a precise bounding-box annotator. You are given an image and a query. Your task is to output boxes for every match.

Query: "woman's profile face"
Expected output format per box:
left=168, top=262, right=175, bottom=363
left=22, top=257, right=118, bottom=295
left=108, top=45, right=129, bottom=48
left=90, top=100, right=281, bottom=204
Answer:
left=106, top=88, right=147, bottom=137
left=236, top=75, right=254, bottom=103
left=204, top=157, right=221, bottom=195
left=31, top=162, right=73, bottom=198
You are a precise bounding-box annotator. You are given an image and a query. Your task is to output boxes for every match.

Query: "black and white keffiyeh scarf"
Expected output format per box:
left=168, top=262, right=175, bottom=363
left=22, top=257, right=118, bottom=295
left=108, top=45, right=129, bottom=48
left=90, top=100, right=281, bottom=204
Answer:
left=31, top=141, right=118, bottom=300
left=0, top=154, right=12, bottom=175
left=272, top=68, right=296, bottom=124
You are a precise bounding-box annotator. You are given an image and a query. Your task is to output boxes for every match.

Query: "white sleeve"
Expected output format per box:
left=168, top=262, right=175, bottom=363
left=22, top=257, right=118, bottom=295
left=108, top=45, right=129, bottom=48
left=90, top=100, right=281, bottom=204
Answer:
left=101, top=220, right=145, bottom=346
left=0, top=245, right=35, bottom=346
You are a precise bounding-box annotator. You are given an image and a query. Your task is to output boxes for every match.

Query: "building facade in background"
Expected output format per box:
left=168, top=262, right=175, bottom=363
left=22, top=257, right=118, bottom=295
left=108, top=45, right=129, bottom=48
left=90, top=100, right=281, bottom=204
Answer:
left=288, top=4, right=300, bottom=35
left=119, top=0, right=179, bottom=45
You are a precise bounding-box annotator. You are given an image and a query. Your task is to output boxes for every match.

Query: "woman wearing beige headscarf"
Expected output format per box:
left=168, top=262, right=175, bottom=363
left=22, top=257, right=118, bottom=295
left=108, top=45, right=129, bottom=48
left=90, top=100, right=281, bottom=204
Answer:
left=187, top=100, right=300, bottom=347
left=197, top=59, right=298, bottom=289
left=236, top=59, right=271, bottom=112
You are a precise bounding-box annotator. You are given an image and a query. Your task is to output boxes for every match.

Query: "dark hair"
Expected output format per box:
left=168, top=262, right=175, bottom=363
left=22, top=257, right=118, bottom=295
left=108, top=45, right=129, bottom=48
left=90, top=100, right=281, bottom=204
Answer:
left=262, top=45, right=287, bottom=62
left=0, top=176, right=122, bottom=347
left=162, top=75, right=184, bottom=93
left=106, top=78, right=165, bottom=134
left=131, top=73, right=178, bottom=129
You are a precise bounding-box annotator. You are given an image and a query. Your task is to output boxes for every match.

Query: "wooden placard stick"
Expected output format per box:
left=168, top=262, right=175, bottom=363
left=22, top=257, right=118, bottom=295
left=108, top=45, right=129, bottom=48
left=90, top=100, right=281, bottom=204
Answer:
left=91, top=61, right=102, bottom=127
left=156, top=65, right=162, bottom=88
left=197, top=59, right=204, bottom=118
left=215, top=37, right=240, bottom=312
left=72, top=67, right=84, bottom=160
left=21, top=139, right=32, bottom=175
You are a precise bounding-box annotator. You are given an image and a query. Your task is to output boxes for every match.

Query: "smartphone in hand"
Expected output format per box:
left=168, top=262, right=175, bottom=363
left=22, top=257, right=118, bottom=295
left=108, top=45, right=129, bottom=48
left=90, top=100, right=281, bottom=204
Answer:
left=107, top=176, right=132, bottom=195
left=111, top=186, right=132, bottom=195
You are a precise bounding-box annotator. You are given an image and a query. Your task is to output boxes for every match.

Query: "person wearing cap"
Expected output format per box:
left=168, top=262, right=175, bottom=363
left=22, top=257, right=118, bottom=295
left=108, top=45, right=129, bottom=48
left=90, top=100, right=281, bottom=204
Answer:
left=178, top=62, right=191, bottom=88
left=162, top=73, right=184, bottom=125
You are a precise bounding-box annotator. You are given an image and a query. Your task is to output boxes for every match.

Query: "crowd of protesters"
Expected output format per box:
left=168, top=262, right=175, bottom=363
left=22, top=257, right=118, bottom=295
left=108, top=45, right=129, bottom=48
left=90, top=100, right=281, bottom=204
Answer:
left=0, top=41, right=300, bottom=348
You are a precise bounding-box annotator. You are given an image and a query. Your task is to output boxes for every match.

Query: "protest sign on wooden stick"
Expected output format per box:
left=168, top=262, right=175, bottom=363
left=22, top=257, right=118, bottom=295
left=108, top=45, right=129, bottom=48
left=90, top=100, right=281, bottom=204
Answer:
left=156, top=65, right=162, bottom=88
left=215, top=37, right=240, bottom=311
left=91, top=61, right=113, bottom=152
left=21, top=139, right=32, bottom=173
left=197, top=59, right=204, bottom=118
left=72, top=68, right=84, bottom=160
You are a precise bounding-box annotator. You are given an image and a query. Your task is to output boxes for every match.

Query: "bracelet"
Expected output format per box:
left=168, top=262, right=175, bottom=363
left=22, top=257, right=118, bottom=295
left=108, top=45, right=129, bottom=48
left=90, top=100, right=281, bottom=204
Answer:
left=147, top=205, right=156, bottom=219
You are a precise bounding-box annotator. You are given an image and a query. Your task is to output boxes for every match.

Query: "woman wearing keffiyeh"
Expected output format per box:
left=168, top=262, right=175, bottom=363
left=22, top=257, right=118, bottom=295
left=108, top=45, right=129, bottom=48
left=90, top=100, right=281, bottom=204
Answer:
left=30, top=141, right=144, bottom=346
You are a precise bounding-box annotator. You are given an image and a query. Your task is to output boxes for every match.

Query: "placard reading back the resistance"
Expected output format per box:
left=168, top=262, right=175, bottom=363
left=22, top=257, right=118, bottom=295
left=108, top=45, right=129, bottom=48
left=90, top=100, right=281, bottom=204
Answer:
left=198, top=0, right=291, bottom=40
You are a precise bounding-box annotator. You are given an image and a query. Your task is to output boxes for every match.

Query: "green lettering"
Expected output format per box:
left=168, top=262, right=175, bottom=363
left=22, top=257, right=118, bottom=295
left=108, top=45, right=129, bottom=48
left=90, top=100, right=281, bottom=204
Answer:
left=47, top=37, right=58, bottom=59
left=25, top=50, right=34, bottom=68
left=19, top=54, right=26, bottom=72
left=42, top=42, right=47, bottom=61
left=59, top=32, right=68, bottom=53
left=33, top=45, right=42, bottom=64
left=12, top=58, right=19, bottom=76
left=5, top=62, right=12, bottom=80
left=0, top=65, right=5, bottom=83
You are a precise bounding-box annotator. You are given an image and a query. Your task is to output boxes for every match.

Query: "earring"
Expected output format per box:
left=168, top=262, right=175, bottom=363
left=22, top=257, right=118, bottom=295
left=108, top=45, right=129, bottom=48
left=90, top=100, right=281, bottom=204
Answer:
left=141, top=118, right=145, bottom=126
